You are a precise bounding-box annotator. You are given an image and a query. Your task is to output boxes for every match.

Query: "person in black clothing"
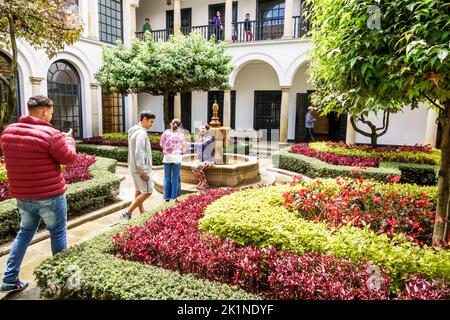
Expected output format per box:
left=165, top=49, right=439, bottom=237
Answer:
left=244, top=13, right=253, bottom=41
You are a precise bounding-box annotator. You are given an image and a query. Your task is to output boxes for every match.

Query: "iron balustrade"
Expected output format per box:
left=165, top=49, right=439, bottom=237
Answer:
left=135, top=16, right=311, bottom=43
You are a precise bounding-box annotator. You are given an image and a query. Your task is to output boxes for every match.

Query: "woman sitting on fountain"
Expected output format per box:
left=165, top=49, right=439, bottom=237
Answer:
left=189, top=124, right=215, bottom=190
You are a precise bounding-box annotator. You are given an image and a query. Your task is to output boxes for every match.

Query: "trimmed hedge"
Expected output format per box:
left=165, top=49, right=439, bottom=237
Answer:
left=199, top=186, right=450, bottom=291
left=0, top=157, right=122, bottom=245
left=34, top=201, right=260, bottom=300
left=225, top=142, right=252, bottom=155
left=399, top=163, right=438, bottom=186
left=77, top=144, right=163, bottom=166
left=273, top=147, right=399, bottom=182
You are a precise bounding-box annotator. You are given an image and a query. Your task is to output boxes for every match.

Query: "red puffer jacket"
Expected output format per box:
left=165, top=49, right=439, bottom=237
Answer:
left=1, top=116, right=77, bottom=199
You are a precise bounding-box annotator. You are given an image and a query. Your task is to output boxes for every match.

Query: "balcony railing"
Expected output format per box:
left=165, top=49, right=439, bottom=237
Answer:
left=135, top=16, right=310, bottom=43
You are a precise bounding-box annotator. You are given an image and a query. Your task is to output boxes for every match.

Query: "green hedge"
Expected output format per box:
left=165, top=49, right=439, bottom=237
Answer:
left=225, top=142, right=252, bottom=155
left=272, top=147, right=399, bottom=182
left=34, top=201, right=260, bottom=300
left=399, top=163, right=438, bottom=186
left=77, top=144, right=163, bottom=166
left=0, top=157, right=122, bottom=245
left=199, top=186, right=450, bottom=292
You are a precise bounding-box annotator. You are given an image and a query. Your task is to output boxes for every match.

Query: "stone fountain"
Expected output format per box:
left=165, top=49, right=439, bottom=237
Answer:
left=180, top=100, right=260, bottom=187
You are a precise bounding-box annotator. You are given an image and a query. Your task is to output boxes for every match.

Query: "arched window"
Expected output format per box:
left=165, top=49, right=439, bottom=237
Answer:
left=0, top=52, right=21, bottom=123
left=47, top=60, right=83, bottom=138
left=257, top=0, right=285, bottom=40
left=265, top=3, right=285, bottom=19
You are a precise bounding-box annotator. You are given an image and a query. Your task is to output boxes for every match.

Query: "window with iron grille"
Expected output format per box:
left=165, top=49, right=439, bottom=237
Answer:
left=0, top=52, right=21, bottom=124
left=47, top=61, right=83, bottom=138
left=102, top=90, right=125, bottom=133
left=98, top=0, right=123, bottom=44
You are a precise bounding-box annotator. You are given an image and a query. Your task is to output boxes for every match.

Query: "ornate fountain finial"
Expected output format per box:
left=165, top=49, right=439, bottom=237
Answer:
left=209, top=99, right=222, bottom=128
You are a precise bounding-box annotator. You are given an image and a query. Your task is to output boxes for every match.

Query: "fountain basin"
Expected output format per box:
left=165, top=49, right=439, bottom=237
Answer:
left=181, top=153, right=260, bottom=187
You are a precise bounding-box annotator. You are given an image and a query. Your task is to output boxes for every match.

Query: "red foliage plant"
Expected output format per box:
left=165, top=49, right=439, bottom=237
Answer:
left=113, top=188, right=447, bottom=300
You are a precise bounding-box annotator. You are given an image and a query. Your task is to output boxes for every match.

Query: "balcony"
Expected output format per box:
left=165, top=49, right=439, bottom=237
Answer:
left=135, top=16, right=310, bottom=43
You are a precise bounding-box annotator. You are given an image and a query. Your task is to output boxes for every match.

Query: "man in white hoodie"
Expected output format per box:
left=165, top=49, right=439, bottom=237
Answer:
left=120, top=111, right=156, bottom=223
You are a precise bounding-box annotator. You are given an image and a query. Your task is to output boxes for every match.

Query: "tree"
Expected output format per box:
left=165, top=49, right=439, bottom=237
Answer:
left=305, top=0, right=450, bottom=245
left=95, top=31, right=233, bottom=127
left=0, top=0, right=82, bottom=131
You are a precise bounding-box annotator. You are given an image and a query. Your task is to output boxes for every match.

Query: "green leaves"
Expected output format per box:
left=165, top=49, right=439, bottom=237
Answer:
left=95, top=32, right=233, bottom=96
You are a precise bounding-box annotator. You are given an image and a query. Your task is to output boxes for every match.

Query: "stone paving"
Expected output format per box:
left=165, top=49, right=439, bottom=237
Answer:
left=0, top=152, right=293, bottom=300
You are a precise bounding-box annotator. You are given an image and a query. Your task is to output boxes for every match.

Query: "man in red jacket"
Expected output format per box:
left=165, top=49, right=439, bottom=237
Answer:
left=0, top=95, right=77, bottom=293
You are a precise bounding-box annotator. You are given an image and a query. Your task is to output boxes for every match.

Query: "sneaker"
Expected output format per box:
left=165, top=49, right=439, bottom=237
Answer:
left=119, top=211, right=131, bottom=224
left=1, top=280, right=29, bottom=294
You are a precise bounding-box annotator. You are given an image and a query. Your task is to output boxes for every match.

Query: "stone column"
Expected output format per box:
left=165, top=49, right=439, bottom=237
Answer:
left=174, top=0, right=182, bottom=36
left=131, top=94, right=139, bottom=126
left=346, top=114, right=356, bottom=144
left=174, top=94, right=181, bottom=120
left=280, top=87, right=290, bottom=143
left=224, top=0, right=233, bottom=42
left=130, top=0, right=139, bottom=40
left=282, top=0, right=294, bottom=39
left=29, top=77, right=44, bottom=96
left=424, top=108, right=439, bottom=148
left=90, top=83, right=100, bottom=137
left=223, top=89, right=231, bottom=127
left=87, top=0, right=99, bottom=40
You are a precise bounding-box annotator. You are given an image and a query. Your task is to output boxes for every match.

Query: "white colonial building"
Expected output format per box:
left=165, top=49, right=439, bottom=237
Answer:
left=0, top=0, right=441, bottom=148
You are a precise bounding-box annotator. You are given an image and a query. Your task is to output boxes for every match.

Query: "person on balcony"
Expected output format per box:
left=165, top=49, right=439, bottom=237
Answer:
left=244, top=13, right=253, bottom=41
left=160, top=119, right=186, bottom=201
left=212, top=11, right=224, bottom=41
left=189, top=124, right=215, bottom=190
left=142, top=18, right=152, bottom=38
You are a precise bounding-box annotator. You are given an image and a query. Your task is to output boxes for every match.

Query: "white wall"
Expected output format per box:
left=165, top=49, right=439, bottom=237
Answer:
left=355, top=106, right=429, bottom=146
left=137, top=93, right=164, bottom=132
left=233, top=62, right=280, bottom=130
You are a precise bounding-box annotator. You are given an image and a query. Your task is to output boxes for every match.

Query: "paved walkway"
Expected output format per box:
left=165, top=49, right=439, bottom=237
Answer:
left=0, top=155, right=293, bottom=300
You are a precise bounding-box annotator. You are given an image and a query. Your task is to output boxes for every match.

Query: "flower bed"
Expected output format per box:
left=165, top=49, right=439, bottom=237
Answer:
left=0, top=153, right=96, bottom=202
left=199, top=186, right=450, bottom=293
left=309, top=142, right=440, bottom=165
left=82, top=133, right=163, bottom=151
left=113, top=188, right=449, bottom=299
left=0, top=157, right=122, bottom=245
left=281, top=177, right=438, bottom=246
left=291, top=143, right=380, bottom=167
left=34, top=201, right=259, bottom=300
left=273, top=147, right=399, bottom=182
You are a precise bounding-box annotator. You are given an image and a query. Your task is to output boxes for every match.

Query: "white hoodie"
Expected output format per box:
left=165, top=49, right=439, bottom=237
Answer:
left=128, top=124, right=152, bottom=174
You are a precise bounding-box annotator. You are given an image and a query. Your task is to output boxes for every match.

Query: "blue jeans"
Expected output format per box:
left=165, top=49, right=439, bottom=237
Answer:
left=2, top=194, right=67, bottom=284
left=163, top=163, right=181, bottom=200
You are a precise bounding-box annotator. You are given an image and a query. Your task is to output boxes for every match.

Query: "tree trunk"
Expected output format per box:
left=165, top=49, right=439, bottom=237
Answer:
left=163, top=91, right=170, bottom=129
left=433, top=102, right=450, bottom=246
left=370, top=133, right=378, bottom=149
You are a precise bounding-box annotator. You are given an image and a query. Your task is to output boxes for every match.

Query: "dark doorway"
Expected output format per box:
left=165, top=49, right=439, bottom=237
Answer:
left=208, top=2, right=238, bottom=40
left=256, top=0, right=285, bottom=40
left=254, top=90, right=281, bottom=141
left=166, top=8, right=192, bottom=35
left=295, top=90, right=347, bottom=142
left=207, top=90, right=236, bottom=128
left=169, top=93, right=192, bottom=132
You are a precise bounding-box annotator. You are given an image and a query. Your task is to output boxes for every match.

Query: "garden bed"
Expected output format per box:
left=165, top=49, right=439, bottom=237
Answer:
left=33, top=201, right=259, bottom=300
left=76, top=144, right=163, bottom=166
left=108, top=185, right=449, bottom=299
left=0, top=157, right=122, bottom=245
left=273, top=146, right=438, bottom=185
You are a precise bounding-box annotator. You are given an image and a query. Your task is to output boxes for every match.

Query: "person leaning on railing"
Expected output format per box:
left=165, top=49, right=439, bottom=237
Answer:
left=244, top=13, right=253, bottom=41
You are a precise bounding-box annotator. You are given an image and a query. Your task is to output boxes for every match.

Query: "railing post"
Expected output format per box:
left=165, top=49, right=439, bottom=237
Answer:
left=282, top=0, right=294, bottom=39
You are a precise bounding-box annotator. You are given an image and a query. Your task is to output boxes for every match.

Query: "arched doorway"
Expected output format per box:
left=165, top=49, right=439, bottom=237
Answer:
left=0, top=52, right=21, bottom=123
left=47, top=60, right=83, bottom=138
